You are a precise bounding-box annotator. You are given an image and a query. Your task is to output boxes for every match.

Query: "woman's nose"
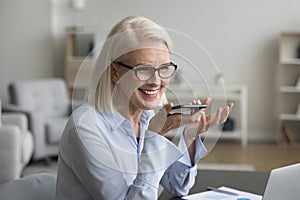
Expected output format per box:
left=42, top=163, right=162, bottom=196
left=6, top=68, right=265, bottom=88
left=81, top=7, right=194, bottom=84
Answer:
left=147, top=70, right=161, bottom=84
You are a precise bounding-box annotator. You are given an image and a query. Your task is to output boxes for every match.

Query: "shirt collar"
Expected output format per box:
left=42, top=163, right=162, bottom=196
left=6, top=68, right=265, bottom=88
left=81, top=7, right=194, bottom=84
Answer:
left=100, top=109, right=154, bottom=131
left=140, top=110, right=154, bottom=126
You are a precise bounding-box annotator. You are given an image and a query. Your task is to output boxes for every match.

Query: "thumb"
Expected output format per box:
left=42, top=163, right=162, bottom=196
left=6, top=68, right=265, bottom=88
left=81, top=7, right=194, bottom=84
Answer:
left=149, top=103, right=173, bottom=134
left=203, top=97, right=211, bottom=106
left=161, top=102, right=173, bottom=115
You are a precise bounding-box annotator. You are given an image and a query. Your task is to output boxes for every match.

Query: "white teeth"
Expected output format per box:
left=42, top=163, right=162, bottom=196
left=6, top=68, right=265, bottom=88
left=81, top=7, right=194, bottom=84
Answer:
left=142, top=90, right=158, bottom=95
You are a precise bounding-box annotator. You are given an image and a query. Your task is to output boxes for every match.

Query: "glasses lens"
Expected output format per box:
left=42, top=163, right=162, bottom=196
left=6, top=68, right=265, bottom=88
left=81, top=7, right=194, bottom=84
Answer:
left=159, top=64, right=176, bottom=78
left=135, top=63, right=177, bottom=80
left=136, top=65, right=155, bottom=81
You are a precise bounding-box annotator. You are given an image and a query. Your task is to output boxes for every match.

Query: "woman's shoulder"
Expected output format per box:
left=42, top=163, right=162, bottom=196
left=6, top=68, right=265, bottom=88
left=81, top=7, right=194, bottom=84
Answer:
left=68, top=103, right=108, bottom=128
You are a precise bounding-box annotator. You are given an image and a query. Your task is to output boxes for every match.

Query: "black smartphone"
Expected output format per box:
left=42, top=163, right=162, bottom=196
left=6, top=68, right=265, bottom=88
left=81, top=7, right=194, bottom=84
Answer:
left=170, top=104, right=207, bottom=114
left=171, top=104, right=207, bottom=110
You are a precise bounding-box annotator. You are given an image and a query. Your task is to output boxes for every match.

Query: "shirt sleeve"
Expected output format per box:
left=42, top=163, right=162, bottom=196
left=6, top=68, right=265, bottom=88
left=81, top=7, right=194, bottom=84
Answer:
left=160, top=130, right=207, bottom=196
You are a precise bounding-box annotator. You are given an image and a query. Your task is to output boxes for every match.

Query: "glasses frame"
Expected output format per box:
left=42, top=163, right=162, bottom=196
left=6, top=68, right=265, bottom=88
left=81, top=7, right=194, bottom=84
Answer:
left=115, top=61, right=177, bottom=81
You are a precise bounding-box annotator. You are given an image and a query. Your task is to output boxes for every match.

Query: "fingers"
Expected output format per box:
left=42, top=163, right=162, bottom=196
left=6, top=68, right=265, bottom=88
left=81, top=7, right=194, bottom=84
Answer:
left=228, top=102, right=234, bottom=111
left=209, top=102, right=233, bottom=125
left=180, top=97, right=210, bottom=127
left=163, top=100, right=233, bottom=135
left=198, top=111, right=207, bottom=133
left=183, top=101, right=234, bottom=140
left=211, top=107, right=222, bottom=126
left=148, top=102, right=175, bottom=134
left=220, top=106, right=229, bottom=123
left=189, top=99, right=201, bottom=114
left=192, top=99, right=201, bottom=105
left=202, top=97, right=211, bottom=107
left=157, top=102, right=173, bottom=118
left=219, top=103, right=234, bottom=123
left=163, top=102, right=173, bottom=114
left=198, top=102, right=233, bottom=131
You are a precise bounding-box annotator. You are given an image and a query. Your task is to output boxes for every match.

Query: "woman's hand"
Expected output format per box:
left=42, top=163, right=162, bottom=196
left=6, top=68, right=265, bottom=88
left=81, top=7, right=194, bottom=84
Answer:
left=148, top=98, right=233, bottom=139
left=184, top=98, right=234, bottom=143
left=148, top=103, right=181, bottom=135
left=149, top=102, right=207, bottom=135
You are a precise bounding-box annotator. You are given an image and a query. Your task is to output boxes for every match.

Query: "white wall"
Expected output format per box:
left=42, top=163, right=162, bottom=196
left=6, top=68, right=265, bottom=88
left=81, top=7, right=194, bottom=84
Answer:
left=0, top=0, right=55, bottom=102
left=1, top=0, right=300, bottom=140
left=52, top=0, right=300, bottom=141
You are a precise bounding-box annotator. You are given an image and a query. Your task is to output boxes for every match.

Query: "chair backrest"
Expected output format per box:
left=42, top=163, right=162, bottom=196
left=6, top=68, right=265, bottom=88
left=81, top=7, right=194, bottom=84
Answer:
left=9, top=78, right=70, bottom=119
left=0, top=173, right=56, bottom=200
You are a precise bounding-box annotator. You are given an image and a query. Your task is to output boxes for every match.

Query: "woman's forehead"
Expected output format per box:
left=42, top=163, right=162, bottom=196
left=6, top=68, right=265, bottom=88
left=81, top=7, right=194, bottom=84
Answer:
left=122, top=45, right=170, bottom=64
left=128, top=49, right=169, bottom=64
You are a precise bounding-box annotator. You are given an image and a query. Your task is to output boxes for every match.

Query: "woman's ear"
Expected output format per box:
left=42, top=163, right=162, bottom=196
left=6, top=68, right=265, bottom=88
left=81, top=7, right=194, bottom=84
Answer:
left=111, top=63, right=119, bottom=84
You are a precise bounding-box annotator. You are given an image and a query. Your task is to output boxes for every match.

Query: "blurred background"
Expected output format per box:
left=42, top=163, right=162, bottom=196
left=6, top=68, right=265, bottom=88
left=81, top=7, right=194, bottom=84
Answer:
left=0, top=0, right=299, bottom=176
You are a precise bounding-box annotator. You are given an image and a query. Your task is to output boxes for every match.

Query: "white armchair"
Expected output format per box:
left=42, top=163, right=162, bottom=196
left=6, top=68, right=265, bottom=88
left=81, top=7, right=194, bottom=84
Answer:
left=6, top=78, right=71, bottom=162
left=0, top=99, right=34, bottom=185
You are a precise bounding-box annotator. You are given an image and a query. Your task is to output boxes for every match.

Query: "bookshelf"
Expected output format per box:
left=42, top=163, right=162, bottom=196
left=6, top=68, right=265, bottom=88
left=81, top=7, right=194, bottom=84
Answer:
left=277, top=31, right=300, bottom=143
left=65, top=31, right=95, bottom=100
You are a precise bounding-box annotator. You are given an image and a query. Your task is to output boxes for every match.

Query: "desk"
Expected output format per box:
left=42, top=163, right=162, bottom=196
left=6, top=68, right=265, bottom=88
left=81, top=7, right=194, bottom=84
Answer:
left=158, top=169, right=270, bottom=200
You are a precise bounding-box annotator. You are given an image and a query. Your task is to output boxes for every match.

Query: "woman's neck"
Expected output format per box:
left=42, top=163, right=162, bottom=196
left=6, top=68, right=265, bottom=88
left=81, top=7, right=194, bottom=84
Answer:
left=113, top=98, right=143, bottom=138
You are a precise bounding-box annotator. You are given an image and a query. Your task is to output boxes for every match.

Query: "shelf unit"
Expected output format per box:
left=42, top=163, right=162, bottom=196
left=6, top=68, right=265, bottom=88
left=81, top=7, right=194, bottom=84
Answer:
left=166, top=84, right=248, bottom=147
left=277, top=31, right=300, bottom=141
left=65, top=31, right=95, bottom=100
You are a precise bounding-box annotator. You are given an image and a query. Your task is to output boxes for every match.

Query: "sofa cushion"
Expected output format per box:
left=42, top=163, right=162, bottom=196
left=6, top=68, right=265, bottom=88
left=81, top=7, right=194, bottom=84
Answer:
left=45, top=117, right=68, bottom=144
left=0, top=173, right=56, bottom=200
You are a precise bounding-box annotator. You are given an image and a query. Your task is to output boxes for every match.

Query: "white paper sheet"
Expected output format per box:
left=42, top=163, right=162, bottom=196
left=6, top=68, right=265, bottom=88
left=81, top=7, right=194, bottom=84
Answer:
left=182, top=186, right=262, bottom=200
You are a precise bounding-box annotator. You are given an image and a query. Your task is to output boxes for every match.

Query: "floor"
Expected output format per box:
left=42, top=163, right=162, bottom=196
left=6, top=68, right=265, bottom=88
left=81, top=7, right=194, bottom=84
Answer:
left=23, top=142, right=300, bottom=176
left=200, top=141, right=300, bottom=171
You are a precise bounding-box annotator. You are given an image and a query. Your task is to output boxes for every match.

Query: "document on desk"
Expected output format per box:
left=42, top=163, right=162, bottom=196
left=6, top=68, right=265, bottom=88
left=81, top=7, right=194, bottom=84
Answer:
left=182, top=186, right=262, bottom=200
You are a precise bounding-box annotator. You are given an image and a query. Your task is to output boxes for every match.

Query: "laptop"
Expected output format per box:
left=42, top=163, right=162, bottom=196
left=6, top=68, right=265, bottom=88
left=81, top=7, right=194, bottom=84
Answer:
left=263, top=163, right=300, bottom=200
left=183, top=163, right=300, bottom=200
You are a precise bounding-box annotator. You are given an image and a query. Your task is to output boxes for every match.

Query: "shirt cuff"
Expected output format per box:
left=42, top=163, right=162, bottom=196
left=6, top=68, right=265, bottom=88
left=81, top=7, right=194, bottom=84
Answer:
left=177, top=132, right=207, bottom=167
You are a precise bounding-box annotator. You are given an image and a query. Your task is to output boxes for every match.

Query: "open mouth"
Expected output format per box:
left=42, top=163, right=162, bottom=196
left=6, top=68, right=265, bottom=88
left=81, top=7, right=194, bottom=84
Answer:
left=138, top=88, right=159, bottom=95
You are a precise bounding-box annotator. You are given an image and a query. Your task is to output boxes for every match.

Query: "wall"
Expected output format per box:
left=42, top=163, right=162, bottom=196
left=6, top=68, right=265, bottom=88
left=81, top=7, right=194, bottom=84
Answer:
left=1, top=0, right=300, bottom=141
left=0, top=0, right=54, bottom=102
left=52, top=0, right=300, bottom=141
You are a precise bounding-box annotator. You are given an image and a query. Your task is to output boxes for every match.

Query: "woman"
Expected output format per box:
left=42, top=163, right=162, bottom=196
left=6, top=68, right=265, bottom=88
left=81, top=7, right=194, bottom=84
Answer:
left=56, top=16, right=233, bottom=200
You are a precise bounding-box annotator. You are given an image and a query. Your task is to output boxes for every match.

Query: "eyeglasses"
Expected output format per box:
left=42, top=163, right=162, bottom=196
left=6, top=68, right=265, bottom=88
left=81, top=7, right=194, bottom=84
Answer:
left=115, top=61, right=177, bottom=81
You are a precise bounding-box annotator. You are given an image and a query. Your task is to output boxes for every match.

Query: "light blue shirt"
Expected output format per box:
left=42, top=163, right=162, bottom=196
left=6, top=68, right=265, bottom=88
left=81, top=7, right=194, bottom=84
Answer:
left=56, top=104, right=207, bottom=200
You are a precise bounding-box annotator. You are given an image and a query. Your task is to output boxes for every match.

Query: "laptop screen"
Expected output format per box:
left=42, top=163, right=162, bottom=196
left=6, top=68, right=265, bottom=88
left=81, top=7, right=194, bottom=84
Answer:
left=263, top=163, right=300, bottom=200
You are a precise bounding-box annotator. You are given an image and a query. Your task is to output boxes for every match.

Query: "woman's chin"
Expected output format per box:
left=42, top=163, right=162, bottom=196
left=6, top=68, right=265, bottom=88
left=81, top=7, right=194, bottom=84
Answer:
left=141, top=101, right=161, bottom=110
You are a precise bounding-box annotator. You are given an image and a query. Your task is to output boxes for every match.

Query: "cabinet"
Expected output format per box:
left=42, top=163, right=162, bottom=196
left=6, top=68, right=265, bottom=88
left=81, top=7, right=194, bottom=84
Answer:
left=166, top=84, right=248, bottom=147
left=277, top=32, right=300, bottom=141
left=65, top=31, right=95, bottom=100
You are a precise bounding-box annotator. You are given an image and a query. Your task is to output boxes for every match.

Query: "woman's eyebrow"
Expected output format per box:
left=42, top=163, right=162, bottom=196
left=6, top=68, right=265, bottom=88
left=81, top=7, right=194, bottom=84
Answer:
left=134, top=62, right=171, bottom=67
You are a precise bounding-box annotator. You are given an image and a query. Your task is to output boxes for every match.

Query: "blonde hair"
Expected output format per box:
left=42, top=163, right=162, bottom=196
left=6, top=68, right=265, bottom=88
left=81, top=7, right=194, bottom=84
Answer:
left=87, top=16, right=173, bottom=113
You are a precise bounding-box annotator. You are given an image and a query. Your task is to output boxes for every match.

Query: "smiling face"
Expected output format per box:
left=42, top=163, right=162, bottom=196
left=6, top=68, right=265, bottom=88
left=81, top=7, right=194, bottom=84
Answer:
left=111, top=42, right=171, bottom=112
